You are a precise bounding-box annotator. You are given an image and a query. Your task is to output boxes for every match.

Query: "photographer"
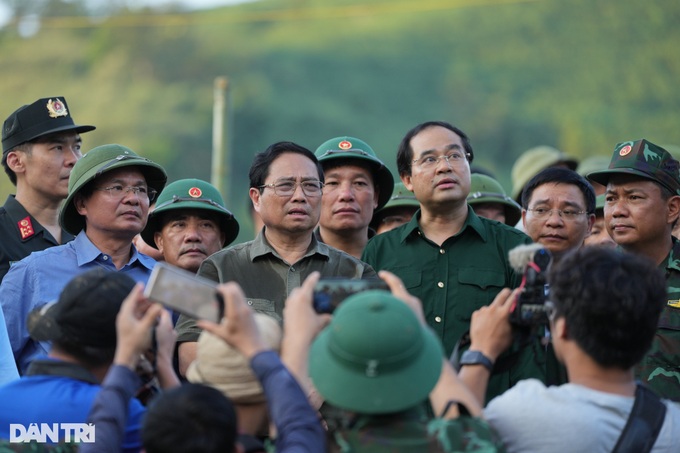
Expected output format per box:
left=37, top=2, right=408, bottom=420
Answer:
left=460, top=247, right=680, bottom=452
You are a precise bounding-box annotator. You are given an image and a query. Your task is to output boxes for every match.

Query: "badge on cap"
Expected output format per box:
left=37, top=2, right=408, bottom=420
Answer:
left=619, top=145, right=632, bottom=157
left=46, top=98, right=68, bottom=119
left=188, top=187, right=202, bottom=198
left=338, top=140, right=352, bottom=150
left=18, top=216, right=35, bottom=239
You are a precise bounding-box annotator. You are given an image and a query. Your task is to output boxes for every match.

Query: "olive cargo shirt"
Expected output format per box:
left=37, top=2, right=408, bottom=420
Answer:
left=636, top=237, right=680, bottom=401
left=175, top=230, right=376, bottom=342
left=362, top=207, right=539, bottom=401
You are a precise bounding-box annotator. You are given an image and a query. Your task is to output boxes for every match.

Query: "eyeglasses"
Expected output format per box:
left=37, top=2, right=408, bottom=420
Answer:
left=526, top=207, right=587, bottom=220
left=412, top=151, right=470, bottom=170
left=95, top=185, right=157, bottom=202
left=258, top=180, right=324, bottom=197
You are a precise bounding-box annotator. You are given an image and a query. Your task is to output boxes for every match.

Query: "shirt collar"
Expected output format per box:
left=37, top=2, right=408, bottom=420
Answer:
left=73, top=231, right=155, bottom=270
left=25, top=358, right=99, bottom=384
left=250, top=228, right=330, bottom=262
left=399, top=205, right=488, bottom=243
left=664, top=236, right=680, bottom=273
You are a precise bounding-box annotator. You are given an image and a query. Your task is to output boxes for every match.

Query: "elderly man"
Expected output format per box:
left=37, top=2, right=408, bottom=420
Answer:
left=314, top=136, right=394, bottom=258
left=140, top=178, right=240, bottom=375
left=588, top=139, right=680, bottom=402
left=0, top=97, right=95, bottom=282
left=0, top=144, right=166, bottom=373
left=362, top=121, right=535, bottom=402
left=174, top=141, right=376, bottom=375
left=521, top=167, right=595, bottom=261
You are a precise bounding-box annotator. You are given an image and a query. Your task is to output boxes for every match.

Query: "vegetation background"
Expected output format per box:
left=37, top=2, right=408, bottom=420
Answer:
left=1, top=0, right=678, bottom=241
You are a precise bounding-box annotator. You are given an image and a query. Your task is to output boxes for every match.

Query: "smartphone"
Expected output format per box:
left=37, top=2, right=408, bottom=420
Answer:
left=313, top=278, right=389, bottom=314
left=144, top=262, right=224, bottom=323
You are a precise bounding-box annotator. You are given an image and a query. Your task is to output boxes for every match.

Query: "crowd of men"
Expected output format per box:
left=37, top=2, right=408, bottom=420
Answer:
left=0, top=96, right=678, bottom=452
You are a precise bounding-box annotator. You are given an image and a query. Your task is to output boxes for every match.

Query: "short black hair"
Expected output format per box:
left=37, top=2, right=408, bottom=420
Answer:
left=142, top=383, right=238, bottom=453
left=521, top=167, right=596, bottom=214
left=548, top=247, right=666, bottom=370
left=249, top=141, right=324, bottom=189
left=396, top=121, right=473, bottom=177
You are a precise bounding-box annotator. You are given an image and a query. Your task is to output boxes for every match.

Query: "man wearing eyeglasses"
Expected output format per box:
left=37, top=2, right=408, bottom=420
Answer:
left=0, top=144, right=167, bottom=374
left=173, top=141, right=376, bottom=376
left=313, top=136, right=394, bottom=258
left=362, top=121, right=535, bottom=403
left=520, top=167, right=596, bottom=262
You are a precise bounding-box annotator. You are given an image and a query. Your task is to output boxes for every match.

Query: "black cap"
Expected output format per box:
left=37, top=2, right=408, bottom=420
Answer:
left=2, top=97, right=96, bottom=153
left=28, top=269, right=135, bottom=347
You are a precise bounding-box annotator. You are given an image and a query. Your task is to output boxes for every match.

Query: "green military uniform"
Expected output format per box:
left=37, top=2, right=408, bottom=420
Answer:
left=636, top=237, right=680, bottom=401
left=362, top=207, right=548, bottom=401
left=175, top=231, right=376, bottom=342
left=589, top=139, right=680, bottom=401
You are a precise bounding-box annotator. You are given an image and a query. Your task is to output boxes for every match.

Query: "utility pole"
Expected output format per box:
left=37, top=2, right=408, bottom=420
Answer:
left=211, top=76, right=229, bottom=202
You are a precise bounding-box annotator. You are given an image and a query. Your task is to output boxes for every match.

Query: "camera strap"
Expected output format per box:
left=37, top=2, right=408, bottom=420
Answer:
left=611, top=384, right=666, bottom=453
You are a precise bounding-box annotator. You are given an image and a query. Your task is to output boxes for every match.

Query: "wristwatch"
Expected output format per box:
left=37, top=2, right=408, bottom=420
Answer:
left=459, top=350, right=494, bottom=372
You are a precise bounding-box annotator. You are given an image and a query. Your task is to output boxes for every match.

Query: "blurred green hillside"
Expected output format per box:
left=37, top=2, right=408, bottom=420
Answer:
left=1, top=0, right=679, bottom=241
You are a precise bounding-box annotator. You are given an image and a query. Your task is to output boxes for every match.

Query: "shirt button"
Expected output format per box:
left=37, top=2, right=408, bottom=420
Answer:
left=435, top=316, right=442, bottom=323
left=440, top=249, right=445, bottom=254
left=102, top=255, right=109, bottom=261
left=290, top=267, right=296, bottom=272
left=437, top=281, right=444, bottom=288
left=247, top=301, right=253, bottom=306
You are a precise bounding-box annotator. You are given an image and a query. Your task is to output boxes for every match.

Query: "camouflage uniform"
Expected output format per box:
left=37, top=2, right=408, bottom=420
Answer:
left=637, top=237, right=680, bottom=401
left=589, top=139, right=680, bottom=401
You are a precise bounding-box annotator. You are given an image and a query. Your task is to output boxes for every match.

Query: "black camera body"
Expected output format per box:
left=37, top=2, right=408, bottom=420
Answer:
left=509, top=246, right=552, bottom=327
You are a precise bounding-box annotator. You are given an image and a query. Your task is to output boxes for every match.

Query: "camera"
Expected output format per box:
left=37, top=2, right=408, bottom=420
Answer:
left=508, top=244, right=552, bottom=327
left=313, top=278, right=389, bottom=314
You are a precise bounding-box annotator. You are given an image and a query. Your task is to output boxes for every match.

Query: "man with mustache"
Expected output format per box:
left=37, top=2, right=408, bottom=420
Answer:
left=0, top=144, right=167, bottom=374
left=588, top=139, right=680, bottom=402
left=174, top=141, right=376, bottom=376
left=362, top=121, right=538, bottom=403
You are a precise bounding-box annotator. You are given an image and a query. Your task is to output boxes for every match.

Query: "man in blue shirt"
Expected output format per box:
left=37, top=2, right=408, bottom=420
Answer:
left=0, top=269, right=147, bottom=452
left=0, top=143, right=167, bottom=374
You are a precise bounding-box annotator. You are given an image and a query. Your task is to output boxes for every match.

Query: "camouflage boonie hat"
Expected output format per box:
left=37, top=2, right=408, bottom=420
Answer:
left=467, top=174, right=521, bottom=226
left=141, top=178, right=240, bottom=249
left=511, top=146, right=578, bottom=202
left=315, top=136, right=395, bottom=210
left=309, top=290, right=444, bottom=414
left=588, top=139, right=680, bottom=195
left=59, top=144, right=167, bottom=235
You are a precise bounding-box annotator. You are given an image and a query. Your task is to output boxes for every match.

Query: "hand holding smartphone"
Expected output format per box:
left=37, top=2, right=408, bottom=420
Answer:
left=312, top=278, right=389, bottom=314
left=144, top=262, right=224, bottom=323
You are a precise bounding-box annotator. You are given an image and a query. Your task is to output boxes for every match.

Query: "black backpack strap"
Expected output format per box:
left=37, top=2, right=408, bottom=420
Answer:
left=611, top=384, right=667, bottom=453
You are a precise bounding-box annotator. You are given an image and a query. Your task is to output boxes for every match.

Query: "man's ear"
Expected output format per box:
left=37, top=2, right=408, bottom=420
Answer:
left=154, top=231, right=164, bottom=254
left=666, top=195, right=680, bottom=226
left=249, top=187, right=261, bottom=213
left=5, top=151, right=26, bottom=175
left=74, top=194, right=87, bottom=216
left=400, top=174, right=413, bottom=193
left=553, top=317, right=569, bottom=340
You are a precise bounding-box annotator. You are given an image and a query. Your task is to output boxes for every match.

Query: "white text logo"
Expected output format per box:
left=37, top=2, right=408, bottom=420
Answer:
left=9, top=423, right=95, bottom=443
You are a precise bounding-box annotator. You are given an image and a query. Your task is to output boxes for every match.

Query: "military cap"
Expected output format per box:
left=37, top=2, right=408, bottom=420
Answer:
left=309, top=290, right=444, bottom=414
left=315, top=136, right=394, bottom=210
left=511, top=146, right=578, bottom=202
left=576, top=155, right=611, bottom=179
left=467, top=174, right=521, bottom=226
left=369, top=182, right=420, bottom=231
left=59, top=144, right=167, bottom=235
left=588, top=139, right=680, bottom=195
left=2, top=97, right=95, bottom=153
left=141, top=178, right=240, bottom=249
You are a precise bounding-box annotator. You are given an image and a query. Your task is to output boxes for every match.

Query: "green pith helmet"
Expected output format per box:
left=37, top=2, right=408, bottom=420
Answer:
left=59, top=144, right=167, bottom=235
left=511, top=146, right=578, bottom=202
left=467, top=174, right=521, bottom=226
left=315, top=136, right=394, bottom=210
left=588, top=139, right=680, bottom=195
left=309, top=290, right=444, bottom=414
left=141, top=178, right=240, bottom=249
left=369, top=182, right=419, bottom=230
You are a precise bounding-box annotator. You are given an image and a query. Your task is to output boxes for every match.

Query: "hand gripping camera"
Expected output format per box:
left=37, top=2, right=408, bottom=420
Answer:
left=508, top=243, right=552, bottom=327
